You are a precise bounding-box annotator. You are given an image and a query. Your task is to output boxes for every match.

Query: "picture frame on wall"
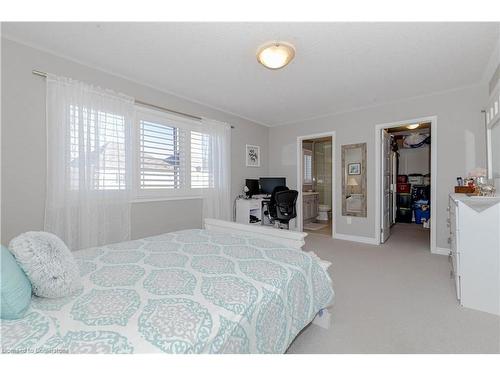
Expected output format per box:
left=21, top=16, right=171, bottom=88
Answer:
left=348, top=162, right=361, bottom=175
left=246, top=144, right=261, bottom=167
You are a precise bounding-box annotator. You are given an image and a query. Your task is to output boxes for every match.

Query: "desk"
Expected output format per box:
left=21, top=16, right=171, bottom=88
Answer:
left=235, top=196, right=296, bottom=229
left=235, top=196, right=271, bottom=226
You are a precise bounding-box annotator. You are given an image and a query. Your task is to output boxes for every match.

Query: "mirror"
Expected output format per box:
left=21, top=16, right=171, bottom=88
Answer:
left=489, top=120, right=500, bottom=189
left=342, top=143, right=367, bottom=217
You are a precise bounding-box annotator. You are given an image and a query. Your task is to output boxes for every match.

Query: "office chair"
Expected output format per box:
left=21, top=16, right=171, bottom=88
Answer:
left=264, top=186, right=298, bottom=229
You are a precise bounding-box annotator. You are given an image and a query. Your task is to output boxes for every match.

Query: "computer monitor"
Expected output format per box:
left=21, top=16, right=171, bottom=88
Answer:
left=259, top=177, right=287, bottom=195
left=245, top=179, right=260, bottom=197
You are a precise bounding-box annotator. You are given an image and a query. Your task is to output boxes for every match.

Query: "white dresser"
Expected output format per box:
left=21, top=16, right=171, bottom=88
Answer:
left=448, top=194, right=500, bottom=315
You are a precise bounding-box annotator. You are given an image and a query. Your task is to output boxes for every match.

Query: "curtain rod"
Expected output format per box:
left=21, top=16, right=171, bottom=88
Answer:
left=32, top=69, right=234, bottom=128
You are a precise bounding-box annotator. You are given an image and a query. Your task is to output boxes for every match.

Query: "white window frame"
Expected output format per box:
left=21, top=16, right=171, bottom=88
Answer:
left=133, top=106, right=207, bottom=200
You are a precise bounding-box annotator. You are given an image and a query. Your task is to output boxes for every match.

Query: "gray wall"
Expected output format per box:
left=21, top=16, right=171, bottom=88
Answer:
left=268, top=84, right=488, bottom=249
left=1, top=38, right=269, bottom=243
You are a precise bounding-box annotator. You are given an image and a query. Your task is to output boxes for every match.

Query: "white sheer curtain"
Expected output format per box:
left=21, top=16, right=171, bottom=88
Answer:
left=44, top=74, right=135, bottom=250
left=200, top=118, right=231, bottom=221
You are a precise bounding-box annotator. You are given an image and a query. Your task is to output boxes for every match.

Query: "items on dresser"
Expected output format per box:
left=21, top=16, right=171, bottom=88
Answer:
left=448, top=194, right=500, bottom=316
left=476, top=176, right=496, bottom=197
left=454, top=176, right=477, bottom=195
left=454, top=186, right=477, bottom=194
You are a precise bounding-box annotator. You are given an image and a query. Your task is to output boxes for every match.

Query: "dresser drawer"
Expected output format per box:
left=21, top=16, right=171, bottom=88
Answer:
left=450, top=250, right=461, bottom=301
left=447, top=199, right=459, bottom=245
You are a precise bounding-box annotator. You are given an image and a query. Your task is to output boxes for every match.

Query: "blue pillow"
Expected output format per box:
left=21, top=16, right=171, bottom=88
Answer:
left=1, top=245, right=32, bottom=319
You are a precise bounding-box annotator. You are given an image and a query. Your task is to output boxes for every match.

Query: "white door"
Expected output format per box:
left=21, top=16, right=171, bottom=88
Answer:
left=381, top=129, right=392, bottom=243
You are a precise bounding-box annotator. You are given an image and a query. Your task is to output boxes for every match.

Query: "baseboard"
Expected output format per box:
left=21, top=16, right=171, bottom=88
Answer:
left=432, top=247, right=450, bottom=256
left=333, top=233, right=378, bottom=245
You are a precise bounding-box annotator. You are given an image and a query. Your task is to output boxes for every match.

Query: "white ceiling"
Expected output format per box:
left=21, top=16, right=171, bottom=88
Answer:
left=3, top=22, right=499, bottom=127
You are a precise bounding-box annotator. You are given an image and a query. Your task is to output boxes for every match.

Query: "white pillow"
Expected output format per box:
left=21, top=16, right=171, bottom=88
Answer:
left=9, top=231, right=82, bottom=298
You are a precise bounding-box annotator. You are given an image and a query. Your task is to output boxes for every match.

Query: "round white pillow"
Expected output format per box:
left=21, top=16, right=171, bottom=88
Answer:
left=9, top=231, right=82, bottom=298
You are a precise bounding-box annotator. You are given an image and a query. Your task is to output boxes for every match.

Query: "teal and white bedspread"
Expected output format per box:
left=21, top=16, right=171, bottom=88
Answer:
left=1, top=229, right=334, bottom=354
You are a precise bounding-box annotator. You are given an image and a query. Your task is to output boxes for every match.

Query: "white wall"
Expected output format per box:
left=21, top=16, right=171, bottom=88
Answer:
left=1, top=38, right=269, bottom=244
left=268, top=84, right=487, bottom=249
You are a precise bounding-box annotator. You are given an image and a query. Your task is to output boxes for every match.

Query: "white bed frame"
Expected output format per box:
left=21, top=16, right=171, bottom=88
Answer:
left=204, top=219, right=307, bottom=250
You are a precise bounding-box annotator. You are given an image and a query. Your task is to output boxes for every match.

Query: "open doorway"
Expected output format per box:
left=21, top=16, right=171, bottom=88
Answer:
left=297, top=133, right=335, bottom=237
left=376, top=117, right=437, bottom=251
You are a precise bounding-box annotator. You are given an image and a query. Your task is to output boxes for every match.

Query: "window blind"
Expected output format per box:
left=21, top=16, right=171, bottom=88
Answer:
left=139, top=119, right=183, bottom=189
left=304, top=154, right=313, bottom=184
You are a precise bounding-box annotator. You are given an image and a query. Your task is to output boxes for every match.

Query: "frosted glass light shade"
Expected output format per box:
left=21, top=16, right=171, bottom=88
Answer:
left=406, top=123, right=420, bottom=130
left=257, top=42, right=295, bottom=70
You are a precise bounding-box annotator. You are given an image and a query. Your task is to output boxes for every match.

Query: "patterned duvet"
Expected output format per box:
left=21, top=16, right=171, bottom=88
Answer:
left=1, top=229, right=334, bottom=354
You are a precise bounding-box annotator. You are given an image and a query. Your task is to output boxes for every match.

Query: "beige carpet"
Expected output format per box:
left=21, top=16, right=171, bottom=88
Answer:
left=303, top=223, right=328, bottom=231
left=287, top=224, right=500, bottom=354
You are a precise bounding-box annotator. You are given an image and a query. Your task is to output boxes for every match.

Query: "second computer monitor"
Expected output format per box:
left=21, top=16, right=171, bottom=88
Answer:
left=245, top=179, right=260, bottom=197
left=259, top=177, right=286, bottom=195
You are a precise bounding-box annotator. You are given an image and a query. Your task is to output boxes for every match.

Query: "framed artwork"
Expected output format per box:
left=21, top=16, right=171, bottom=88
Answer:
left=246, top=144, right=261, bottom=167
left=348, top=163, right=361, bottom=175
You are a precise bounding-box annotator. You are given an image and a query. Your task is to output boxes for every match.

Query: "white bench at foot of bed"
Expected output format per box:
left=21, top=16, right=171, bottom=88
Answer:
left=204, top=218, right=307, bottom=250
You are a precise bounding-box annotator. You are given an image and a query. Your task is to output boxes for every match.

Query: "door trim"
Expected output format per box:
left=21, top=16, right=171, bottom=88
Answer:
left=374, top=116, right=438, bottom=253
left=381, top=129, right=392, bottom=243
left=296, top=131, right=336, bottom=237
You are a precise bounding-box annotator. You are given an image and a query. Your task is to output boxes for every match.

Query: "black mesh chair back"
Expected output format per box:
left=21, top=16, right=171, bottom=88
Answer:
left=274, top=190, right=298, bottom=224
left=268, top=186, right=289, bottom=218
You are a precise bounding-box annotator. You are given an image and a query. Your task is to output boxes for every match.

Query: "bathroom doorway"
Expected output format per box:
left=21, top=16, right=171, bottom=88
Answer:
left=296, top=132, right=335, bottom=237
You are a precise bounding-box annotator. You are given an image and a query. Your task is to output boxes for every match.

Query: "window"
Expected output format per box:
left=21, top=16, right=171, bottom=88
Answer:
left=139, top=119, right=182, bottom=190
left=135, top=109, right=212, bottom=197
left=69, top=105, right=127, bottom=191
left=69, top=105, right=217, bottom=198
left=303, top=151, right=313, bottom=184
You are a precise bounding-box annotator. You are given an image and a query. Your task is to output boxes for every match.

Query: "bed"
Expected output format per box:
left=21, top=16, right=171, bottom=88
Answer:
left=1, top=219, right=334, bottom=354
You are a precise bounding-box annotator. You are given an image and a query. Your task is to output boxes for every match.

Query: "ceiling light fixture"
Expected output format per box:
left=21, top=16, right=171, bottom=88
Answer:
left=406, top=123, right=420, bottom=130
left=257, top=42, right=295, bottom=70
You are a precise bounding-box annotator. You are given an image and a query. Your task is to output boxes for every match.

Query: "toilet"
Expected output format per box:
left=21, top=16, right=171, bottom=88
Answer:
left=317, top=204, right=331, bottom=222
